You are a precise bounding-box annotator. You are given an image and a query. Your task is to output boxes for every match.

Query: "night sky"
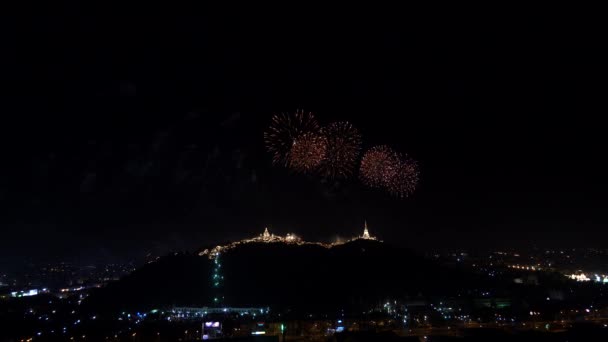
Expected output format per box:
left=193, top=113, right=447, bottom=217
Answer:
left=0, top=7, right=604, bottom=265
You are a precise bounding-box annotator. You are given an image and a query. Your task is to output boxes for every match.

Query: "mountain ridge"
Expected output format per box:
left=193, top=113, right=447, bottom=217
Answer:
left=83, top=239, right=485, bottom=313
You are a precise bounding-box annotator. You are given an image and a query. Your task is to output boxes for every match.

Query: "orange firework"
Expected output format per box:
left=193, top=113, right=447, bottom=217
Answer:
left=264, top=110, right=320, bottom=167
left=289, top=132, right=328, bottom=173
left=318, top=121, right=362, bottom=179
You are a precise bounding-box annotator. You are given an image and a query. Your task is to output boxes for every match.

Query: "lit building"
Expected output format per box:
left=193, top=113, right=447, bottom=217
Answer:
left=262, top=227, right=271, bottom=240
left=358, top=221, right=377, bottom=241
left=10, top=288, right=49, bottom=298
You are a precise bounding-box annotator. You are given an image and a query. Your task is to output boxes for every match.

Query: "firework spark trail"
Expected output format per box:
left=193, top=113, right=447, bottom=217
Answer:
left=264, top=110, right=319, bottom=167
left=265, top=111, right=419, bottom=198
left=289, top=132, right=328, bottom=173
left=359, top=145, right=401, bottom=188
left=387, top=155, right=419, bottom=198
left=318, top=121, right=362, bottom=179
left=360, top=146, right=419, bottom=197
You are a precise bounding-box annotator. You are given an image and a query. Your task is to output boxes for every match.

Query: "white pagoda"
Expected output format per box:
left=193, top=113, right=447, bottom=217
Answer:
left=360, top=221, right=377, bottom=240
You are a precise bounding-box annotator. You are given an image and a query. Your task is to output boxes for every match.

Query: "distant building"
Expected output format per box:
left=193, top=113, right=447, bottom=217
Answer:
left=358, top=221, right=378, bottom=241
left=10, top=288, right=49, bottom=298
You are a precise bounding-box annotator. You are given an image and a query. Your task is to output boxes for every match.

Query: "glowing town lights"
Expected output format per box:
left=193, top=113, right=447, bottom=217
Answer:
left=211, top=253, right=224, bottom=306
left=508, top=264, right=543, bottom=271
left=564, top=271, right=608, bottom=284
left=568, top=273, right=591, bottom=282
left=10, top=289, right=42, bottom=298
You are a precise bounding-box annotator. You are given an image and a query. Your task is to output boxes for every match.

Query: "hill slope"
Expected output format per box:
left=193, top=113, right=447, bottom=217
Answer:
left=84, top=240, right=487, bottom=313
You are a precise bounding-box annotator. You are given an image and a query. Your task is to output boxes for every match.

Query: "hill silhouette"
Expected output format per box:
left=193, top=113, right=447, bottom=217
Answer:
left=83, top=240, right=489, bottom=313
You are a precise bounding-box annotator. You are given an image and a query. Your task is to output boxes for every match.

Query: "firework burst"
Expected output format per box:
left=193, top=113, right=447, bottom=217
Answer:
left=289, top=132, right=328, bottom=173
left=318, top=121, right=362, bottom=179
left=387, top=155, right=419, bottom=198
left=360, top=146, right=419, bottom=197
left=359, top=145, right=401, bottom=188
left=264, top=110, right=320, bottom=167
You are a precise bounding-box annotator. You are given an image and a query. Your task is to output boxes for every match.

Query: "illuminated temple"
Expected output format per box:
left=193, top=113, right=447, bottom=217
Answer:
left=360, top=221, right=374, bottom=240
left=199, top=222, right=378, bottom=259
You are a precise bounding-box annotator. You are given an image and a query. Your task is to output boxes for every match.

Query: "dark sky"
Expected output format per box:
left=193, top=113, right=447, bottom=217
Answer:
left=0, top=7, right=604, bottom=264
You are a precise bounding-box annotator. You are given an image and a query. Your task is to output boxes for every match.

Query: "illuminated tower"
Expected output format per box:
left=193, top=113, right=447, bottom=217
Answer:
left=362, top=220, right=371, bottom=239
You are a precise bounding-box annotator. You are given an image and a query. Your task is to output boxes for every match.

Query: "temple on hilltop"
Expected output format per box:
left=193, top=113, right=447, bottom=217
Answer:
left=261, top=227, right=272, bottom=241
left=256, top=227, right=301, bottom=243
left=200, top=222, right=379, bottom=259
left=359, top=221, right=377, bottom=241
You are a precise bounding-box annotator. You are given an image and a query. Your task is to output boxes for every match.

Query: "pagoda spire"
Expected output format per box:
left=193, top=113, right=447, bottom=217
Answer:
left=363, top=220, right=371, bottom=239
